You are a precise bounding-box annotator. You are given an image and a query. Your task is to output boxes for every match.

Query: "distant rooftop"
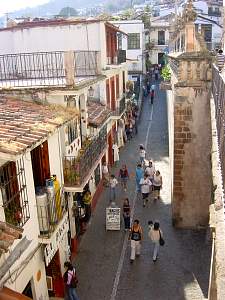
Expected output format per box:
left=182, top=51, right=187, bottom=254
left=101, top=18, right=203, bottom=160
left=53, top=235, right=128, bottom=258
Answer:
left=0, top=97, right=79, bottom=156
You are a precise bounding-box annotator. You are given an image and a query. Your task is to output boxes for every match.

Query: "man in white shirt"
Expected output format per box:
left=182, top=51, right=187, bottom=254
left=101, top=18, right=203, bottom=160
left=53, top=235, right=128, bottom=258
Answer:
left=140, top=175, right=152, bottom=207
left=145, top=161, right=155, bottom=182
left=109, top=174, right=118, bottom=203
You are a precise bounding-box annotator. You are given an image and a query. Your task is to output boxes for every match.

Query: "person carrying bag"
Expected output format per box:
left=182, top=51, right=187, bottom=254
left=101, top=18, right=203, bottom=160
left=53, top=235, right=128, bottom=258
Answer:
left=148, top=221, right=164, bottom=262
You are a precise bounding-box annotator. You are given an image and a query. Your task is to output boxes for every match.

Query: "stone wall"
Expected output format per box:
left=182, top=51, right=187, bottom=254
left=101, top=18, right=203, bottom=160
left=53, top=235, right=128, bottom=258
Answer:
left=172, top=86, right=212, bottom=227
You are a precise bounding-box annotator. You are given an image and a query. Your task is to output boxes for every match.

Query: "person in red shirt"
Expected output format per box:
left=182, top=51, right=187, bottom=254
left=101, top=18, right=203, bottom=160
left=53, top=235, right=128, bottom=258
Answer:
left=119, top=164, right=129, bottom=191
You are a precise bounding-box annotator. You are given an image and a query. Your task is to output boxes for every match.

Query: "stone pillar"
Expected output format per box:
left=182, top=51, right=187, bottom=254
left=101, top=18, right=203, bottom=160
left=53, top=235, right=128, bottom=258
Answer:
left=185, top=23, right=195, bottom=52
left=64, top=51, right=75, bottom=86
left=170, top=53, right=212, bottom=228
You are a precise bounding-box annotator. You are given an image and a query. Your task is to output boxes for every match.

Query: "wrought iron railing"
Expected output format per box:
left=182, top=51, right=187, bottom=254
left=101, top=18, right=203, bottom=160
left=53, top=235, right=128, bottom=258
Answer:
left=112, top=96, right=126, bottom=116
left=117, top=50, right=126, bottom=64
left=0, top=50, right=100, bottom=87
left=36, top=188, right=66, bottom=238
left=212, top=65, right=225, bottom=193
left=63, top=125, right=107, bottom=187
left=107, top=50, right=126, bottom=65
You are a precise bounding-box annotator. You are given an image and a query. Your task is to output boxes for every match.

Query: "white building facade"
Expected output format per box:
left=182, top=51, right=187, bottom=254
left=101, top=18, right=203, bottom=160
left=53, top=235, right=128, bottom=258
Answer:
left=0, top=99, right=79, bottom=299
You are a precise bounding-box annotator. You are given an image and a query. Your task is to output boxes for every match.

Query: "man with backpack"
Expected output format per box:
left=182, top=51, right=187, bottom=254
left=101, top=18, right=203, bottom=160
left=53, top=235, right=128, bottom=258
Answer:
left=64, top=262, right=79, bottom=300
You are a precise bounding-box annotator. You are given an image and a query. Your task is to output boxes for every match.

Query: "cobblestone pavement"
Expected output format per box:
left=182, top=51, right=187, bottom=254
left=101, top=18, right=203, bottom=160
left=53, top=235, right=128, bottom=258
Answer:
left=74, top=82, right=211, bottom=300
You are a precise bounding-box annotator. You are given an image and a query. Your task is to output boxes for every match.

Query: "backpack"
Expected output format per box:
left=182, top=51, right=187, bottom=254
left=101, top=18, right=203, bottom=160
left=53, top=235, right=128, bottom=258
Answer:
left=68, top=269, right=78, bottom=288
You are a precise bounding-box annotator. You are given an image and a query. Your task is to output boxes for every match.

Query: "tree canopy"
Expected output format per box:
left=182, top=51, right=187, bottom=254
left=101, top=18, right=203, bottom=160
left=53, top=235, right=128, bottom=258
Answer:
left=59, top=7, right=78, bottom=17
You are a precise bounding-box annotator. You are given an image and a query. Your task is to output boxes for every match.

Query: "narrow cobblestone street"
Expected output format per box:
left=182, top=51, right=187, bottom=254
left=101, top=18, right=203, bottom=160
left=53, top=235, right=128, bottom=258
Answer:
left=74, top=82, right=211, bottom=300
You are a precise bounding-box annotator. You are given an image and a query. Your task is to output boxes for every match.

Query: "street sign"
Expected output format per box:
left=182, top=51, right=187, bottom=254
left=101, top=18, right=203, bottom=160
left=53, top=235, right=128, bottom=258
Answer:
left=106, top=207, right=120, bottom=230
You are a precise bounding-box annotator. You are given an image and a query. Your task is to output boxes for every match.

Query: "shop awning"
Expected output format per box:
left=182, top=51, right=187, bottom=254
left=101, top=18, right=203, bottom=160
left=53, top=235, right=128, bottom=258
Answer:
left=0, top=287, right=31, bottom=300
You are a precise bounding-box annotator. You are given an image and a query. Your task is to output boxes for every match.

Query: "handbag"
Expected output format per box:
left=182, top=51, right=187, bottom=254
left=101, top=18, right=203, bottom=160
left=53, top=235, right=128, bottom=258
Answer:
left=159, top=230, right=165, bottom=246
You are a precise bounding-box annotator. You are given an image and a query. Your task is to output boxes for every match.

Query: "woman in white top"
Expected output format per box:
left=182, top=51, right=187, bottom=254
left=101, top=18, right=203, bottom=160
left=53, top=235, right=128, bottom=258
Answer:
left=153, top=170, right=162, bottom=200
left=139, top=145, right=146, bottom=166
left=112, top=143, right=119, bottom=165
left=148, top=221, right=163, bottom=262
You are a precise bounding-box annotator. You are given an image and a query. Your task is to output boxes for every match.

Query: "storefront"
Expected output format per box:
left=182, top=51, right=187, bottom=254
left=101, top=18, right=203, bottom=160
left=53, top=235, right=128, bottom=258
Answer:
left=43, top=214, right=70, bottom=298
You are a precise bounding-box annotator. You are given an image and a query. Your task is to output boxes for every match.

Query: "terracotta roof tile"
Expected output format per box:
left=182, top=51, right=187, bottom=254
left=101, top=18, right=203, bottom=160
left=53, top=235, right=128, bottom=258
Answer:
left=0, top=97, right=79, bottom=155
left=0, top=221, right=23, bottom=254
left=87, top=101, right=112, bottom=128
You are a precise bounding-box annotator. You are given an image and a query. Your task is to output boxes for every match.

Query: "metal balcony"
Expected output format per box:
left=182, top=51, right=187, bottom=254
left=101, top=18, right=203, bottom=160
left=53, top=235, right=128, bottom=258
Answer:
left=107, top=50, right=126, bottom=65
left=63, top=125, right=107, bottom=189
left=111, top=96, right=126, bottom=118
left=0, top=50, right=100, bottom=88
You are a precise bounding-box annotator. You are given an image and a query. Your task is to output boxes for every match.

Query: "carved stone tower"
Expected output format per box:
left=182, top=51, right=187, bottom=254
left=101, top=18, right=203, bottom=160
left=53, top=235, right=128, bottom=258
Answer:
left=168, top=0, right=212, bottom=228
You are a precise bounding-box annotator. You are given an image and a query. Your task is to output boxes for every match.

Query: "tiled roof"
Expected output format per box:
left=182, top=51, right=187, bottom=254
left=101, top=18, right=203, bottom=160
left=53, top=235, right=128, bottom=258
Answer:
left=0, top=98, right=79, bottom=155
left=0, top=221, right=23, bottom=254
left=87, top=101, right=111, bottom=128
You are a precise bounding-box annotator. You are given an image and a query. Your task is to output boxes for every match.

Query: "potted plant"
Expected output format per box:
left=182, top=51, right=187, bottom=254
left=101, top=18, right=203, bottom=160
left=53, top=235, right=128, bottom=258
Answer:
left=160, top=65, right=172, bottom=90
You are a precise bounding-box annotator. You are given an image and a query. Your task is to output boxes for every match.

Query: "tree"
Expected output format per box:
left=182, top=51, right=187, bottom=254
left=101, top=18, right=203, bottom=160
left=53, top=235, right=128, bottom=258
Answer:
left=59, top=7, right=78, bottom=17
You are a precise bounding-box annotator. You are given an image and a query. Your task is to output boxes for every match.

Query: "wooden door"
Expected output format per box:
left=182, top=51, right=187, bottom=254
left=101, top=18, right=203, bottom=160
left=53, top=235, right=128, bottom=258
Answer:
left=110, top=77, right=115, bottom=111
left=106, top=79, right=110, bottom=108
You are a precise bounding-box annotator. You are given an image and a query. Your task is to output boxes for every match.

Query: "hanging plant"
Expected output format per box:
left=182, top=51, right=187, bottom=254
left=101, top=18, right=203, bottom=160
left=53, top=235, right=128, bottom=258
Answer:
left=161, top=65, right=171, bottom=81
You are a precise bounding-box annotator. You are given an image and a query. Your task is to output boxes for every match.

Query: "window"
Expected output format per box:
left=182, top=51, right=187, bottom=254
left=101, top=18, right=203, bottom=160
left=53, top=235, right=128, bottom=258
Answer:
left=128, top=33, right=140, bottom=49
left=118, top=34, right=122, bottom=50
left=31, top=141, right=50, bottom=187
left=68, top=119, right=78, bottom=145
left=158, top=31, right=165, bottom=45
left=0, top=158, right=30, bottom=227
left=116, top=75, right=119, bottom=99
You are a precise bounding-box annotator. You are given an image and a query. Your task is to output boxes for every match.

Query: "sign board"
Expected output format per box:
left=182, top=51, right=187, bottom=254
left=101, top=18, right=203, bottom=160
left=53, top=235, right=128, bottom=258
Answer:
left=44, top=214, right=69, bottom=266
left=106, top=207, right=120, bottom=230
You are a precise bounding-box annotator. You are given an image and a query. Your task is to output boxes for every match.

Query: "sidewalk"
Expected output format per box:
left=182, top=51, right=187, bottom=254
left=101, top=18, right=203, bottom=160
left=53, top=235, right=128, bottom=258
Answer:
left=73, top=81, right=211, bottom=300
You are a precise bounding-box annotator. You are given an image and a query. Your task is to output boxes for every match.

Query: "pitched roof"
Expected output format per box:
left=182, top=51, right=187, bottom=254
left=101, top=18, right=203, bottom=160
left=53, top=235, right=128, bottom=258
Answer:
left=0, top=221, right=23, bottom=254
left=0, top=97, right=79, bottom=155
left=87, top=101, right=112, bottom=128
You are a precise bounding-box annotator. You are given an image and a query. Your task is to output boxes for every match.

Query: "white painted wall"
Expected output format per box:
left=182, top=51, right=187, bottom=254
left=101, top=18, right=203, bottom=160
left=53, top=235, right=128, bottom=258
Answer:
left=112, top=20, right=145, bottom=73
left=1, top=152, right=48, bottom=299
left=149, top=25, right=170, bottom=64
left=48, top=130, right=64, bottom=185
left=0, top=22, right=108, bottom=69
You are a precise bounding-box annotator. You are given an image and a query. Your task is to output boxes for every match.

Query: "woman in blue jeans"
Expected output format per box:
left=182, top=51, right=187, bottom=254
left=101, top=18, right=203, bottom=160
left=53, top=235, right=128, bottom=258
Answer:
left=64, top=262, right=79, bottom=300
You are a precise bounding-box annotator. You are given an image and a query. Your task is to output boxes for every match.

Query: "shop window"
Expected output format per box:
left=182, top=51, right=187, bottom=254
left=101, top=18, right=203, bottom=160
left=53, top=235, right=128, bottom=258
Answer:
left=128, top=33, right=140, bottom=49
left=94, top=164, right=101, bottom=187
left=158, top=31, right=165, bottom=45
left=0, top=158, right=30, bottom=227
left=68, top=119, right=78, bottom=145
left=31, top=141, right=50, bottom=187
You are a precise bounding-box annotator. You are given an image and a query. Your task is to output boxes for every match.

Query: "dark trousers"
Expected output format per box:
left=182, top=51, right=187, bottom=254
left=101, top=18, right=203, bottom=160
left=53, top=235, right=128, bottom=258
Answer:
left=123, top=215, right=130, bottom=229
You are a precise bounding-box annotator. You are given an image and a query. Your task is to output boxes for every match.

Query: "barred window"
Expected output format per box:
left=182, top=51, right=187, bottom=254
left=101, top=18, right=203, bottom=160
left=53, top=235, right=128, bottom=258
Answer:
left=68, top=119, right=78, bottom=145
left=118, top=34, right=122, bottom=50
left=158, top=31, right=165, bottom=45
left=128, top=33, right=140, bottom=50
left=0, top=158, right=30, bottom=227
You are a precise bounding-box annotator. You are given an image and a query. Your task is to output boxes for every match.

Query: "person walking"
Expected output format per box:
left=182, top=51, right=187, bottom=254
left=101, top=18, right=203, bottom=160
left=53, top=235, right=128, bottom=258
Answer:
left=154, top=68, right=159, bottom=80
left=109, top=174, right=118, bottom=202
left=63, top=262, right=79, bottom=300
left=102, top=161, right=110, bottom=187
left=139, top=144, right=146, bottom=166
left=153, top=170, right=162, bottom=200
left=150, top=89, right=155, bottom=105
left=83, top=190, right=92, bottom=225
left=119, top=164, right=129, bottom=191
left=140, top=174, right=152, bottom=207
left=129, top=219, right=143, bottom=263
left=135, top=163, right=144, bottom=192
left=123, top=198, right=130, bottom=231
left=145, top=160, right=155, bottom=183
left=148, top=221, right=163, bottom=262
left=217, top=49, right=225, bottom=72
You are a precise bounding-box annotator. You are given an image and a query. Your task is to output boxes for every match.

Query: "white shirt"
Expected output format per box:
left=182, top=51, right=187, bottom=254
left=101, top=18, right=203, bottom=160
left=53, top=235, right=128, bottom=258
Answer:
left=145, top=166, right=155, bottom=178
left=102, top=165, right=109, bottom=174
left=139, top=149, right=146, bottom=158
left=140, top=178, right=152, bottom=194
left=153, top=174, right=162, bottom=186
left=148, top=228, right=161, bottom=242
left=110, top=178, right=118, bottom=188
